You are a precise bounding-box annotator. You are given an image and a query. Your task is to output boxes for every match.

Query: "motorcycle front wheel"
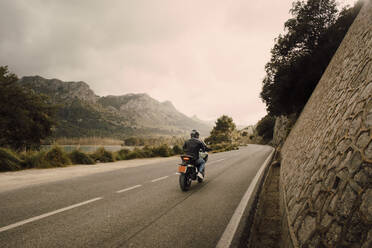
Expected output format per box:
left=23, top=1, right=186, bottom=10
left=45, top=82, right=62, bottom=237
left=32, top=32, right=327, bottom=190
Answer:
left=179, top=173, right=191, bottom=191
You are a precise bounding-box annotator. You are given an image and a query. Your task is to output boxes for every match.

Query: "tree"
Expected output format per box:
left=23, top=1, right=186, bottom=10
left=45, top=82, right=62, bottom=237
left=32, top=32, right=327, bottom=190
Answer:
left=0, top=66, right=56, bottom=150
left=256, top=115, right=276, bottom=142
left=205, top=115, right=236, bottom=144
left=260, top=0, right=362, bottom=116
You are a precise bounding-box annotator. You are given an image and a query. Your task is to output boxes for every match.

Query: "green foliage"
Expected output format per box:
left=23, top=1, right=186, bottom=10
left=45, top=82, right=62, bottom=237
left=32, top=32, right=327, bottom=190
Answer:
left=0, top=66, right=57, bottom=150
left=20, top=150, right=48, bottom=169
left=152, top=144, right=172, bottom=157
left=69, top=150, right=95, bottom=165
left=124, top=137, right=145, bottom=146
left=125, top=148, right=147, bottom=159
left=256, top=115, right=276, bottom=142
left=115, top=148, right=131, bottom=160
left=90, top=147, right=114, bottom=162
left=115, top=144, right=175, bottom=160
left=0, top=142, right=181, bottom=172
left=260, top=1, right=362, bottom=116
left=172, top=144, right=183, bottom=155
left=206, top=115, right=236, bottom=144
left=45, top=146, right=71, bottom=167
left=0, top=147, right=22, bottom=171
left=209, top=143, right=239, bottom=153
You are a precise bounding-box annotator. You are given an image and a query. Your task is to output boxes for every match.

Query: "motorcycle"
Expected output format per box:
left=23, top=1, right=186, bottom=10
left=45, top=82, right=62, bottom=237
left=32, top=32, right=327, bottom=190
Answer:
left=178, top=151, right=208, bottom=191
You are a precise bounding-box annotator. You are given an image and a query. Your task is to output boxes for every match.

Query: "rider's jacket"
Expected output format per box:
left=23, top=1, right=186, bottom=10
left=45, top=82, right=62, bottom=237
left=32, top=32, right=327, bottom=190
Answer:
left=182, top=138, right=208, bottom=160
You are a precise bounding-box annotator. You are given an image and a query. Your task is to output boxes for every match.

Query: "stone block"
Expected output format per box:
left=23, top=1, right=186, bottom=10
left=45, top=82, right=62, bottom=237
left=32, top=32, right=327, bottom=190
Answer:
left=345, top=212, right=364, bottom=244
left=347, top=151, right=363, bottom=175
left=356, top=131, right=370, bottom=149
left=312, top=182, right=322, bottom=200
left=328, top=193, right=339, bottom=213
left=320, top=213, right=333, bottom=229
left=297, top=215, right=316, bottom=245
left=325, top=222, right=342, bottom=247
left=361, top=229, right=372, bottom=248
left=336, top=184, right=357, bottom=218
left=364, top=141, right=372, bottom=160
left=314, top=192, right=327, bottom=212
left=360, top=189, right=372, bottom=223
left=354, top=169, right=369, bottom=188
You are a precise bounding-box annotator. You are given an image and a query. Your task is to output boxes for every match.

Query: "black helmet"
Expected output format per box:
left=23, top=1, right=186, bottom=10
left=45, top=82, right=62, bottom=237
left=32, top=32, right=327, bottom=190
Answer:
left=191, top=129, right=200, bottom=138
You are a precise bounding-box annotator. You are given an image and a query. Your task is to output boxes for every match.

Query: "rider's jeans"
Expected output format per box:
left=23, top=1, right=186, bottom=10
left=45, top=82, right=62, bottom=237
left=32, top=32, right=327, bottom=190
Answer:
left=196, top=158, right=206, bottom=173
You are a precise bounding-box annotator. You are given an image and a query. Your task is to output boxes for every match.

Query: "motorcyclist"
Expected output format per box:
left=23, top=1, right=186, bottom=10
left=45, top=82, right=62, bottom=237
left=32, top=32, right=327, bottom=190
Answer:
left=182, top=130, right=210, bottom=179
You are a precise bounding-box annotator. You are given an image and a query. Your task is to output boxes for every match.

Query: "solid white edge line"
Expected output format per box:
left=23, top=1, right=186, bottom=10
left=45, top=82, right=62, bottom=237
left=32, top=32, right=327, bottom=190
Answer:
left=216, top=148, right=275, bottom=248
left=0, top=197, right=103, bottom=233
left=151, top=176, right=169, bottom=182
left=116, top=184, right=142, bottom=193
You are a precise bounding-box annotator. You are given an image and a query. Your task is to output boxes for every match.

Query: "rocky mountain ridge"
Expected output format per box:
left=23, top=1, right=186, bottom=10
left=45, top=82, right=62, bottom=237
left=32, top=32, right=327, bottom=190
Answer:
left=18, top=76, right=211, bottom=138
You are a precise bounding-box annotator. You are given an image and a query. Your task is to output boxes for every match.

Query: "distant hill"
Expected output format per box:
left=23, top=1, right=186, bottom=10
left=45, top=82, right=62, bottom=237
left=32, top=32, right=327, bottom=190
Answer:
left=18, top=76, right=212, bottom=138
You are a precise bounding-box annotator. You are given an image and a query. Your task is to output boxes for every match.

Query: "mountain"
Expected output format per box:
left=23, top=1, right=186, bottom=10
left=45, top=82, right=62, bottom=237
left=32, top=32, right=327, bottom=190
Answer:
left=18, top=76, right=211, bottom=138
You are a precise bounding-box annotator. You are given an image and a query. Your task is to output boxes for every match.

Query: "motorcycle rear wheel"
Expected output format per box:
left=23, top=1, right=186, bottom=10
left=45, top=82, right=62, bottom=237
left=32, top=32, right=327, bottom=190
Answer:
left=179, top=173, right=191, bottom=191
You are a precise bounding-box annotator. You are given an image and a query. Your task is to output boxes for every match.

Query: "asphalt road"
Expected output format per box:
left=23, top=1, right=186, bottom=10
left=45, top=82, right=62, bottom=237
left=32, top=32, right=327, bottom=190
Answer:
left=0, top=144, right=273, bottom=248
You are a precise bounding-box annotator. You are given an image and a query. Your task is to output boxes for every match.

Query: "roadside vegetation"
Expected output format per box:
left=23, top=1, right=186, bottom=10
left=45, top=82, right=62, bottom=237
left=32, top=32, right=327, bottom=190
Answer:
left=0, top=114, right=244, bottom=172
left=205, top=115, right=240, bottom=153
left=0, top=144, right=184, bottom=172
left=0, top=66, right=57, bottom=151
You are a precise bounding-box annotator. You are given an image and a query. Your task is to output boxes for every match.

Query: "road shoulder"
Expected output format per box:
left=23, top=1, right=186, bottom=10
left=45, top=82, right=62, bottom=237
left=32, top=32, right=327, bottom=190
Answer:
left=0, top=156, right=177, bottom=193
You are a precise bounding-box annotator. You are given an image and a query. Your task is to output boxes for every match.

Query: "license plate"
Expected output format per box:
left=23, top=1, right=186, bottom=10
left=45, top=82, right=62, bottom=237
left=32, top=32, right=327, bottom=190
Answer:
left=178, top=165, right=187, bottom=173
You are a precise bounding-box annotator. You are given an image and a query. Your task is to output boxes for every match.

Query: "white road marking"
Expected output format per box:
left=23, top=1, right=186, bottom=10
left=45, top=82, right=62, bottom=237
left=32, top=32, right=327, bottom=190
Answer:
left=175, top=172, right=180, bottom=175
left=151, top=176, right=169, bottom=182
left=0, top=197, right=103, bottom=233
left=116, top=184, right=142, bottom=193
left=216, top=149, right=275, bottom=248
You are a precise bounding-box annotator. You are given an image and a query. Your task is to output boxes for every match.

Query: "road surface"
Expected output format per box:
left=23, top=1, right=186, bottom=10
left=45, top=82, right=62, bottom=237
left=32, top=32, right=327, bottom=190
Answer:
left=0, top=145, right=273, bottom=248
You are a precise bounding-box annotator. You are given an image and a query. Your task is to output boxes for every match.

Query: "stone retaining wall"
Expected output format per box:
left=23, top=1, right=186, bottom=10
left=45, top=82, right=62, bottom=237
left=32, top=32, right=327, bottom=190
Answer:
left=279, top=1, right=372, bottom=247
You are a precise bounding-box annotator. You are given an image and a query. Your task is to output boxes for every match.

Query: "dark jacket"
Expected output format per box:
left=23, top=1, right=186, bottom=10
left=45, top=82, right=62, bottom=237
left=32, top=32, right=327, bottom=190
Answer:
left=183, top=138, right=208, bottom=159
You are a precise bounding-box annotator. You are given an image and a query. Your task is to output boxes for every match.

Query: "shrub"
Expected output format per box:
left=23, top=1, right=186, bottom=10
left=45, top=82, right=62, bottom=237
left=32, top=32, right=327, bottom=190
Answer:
left=172, top=145, right=183, bottom=155
left=0, top=147, right=22, bottom=171
left=20, top=150, right=48, bottom=168
left=142, top=146, right=155, bottom=157
left=45, top=146, right=71, bottom=167
left=152, top=144, right=171, bottom=157
left=115, top=148, right=130, bottom=160
left=125, top=148, right=146, bottom=160
left=210, top=143, right=239, bottom=153
left=90, top=147, right=114, bottom=163
left=256, top=115, right=275, bottom=143
left=69, top=150, right=95, bottom=165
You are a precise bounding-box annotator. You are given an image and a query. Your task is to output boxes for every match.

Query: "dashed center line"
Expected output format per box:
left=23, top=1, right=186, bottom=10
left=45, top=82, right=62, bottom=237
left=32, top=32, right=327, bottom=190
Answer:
left=0, top=197, right=103, bottom=233
left=151, top=176, right=169, bottom=182
left=116, top=184, right=142, bottom=193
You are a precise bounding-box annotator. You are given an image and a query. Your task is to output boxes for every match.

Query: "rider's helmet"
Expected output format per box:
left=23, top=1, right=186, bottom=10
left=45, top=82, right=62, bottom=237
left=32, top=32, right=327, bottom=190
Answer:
left=191, top=129, right=200, bottom=139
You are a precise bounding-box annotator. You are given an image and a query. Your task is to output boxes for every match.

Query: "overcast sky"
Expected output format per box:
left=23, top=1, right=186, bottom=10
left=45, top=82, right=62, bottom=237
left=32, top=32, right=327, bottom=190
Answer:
left=0, top=0, right=357, bottom=126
